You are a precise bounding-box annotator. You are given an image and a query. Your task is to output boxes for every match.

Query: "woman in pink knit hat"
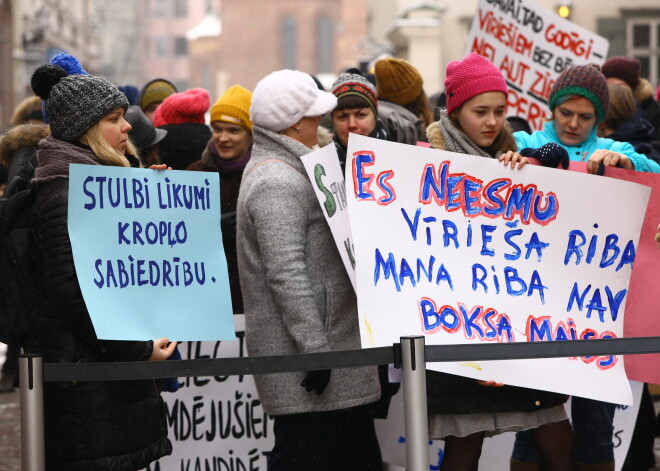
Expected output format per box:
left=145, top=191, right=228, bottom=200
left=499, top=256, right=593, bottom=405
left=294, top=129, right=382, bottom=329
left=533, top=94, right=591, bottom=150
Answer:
left=152, top=88, right=212, bottom=170
left=425, top=53, right=576, bottom=471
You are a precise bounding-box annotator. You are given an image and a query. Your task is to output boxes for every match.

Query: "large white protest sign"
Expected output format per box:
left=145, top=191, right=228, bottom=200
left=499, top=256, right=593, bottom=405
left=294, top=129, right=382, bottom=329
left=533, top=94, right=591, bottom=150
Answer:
left=146, top=316, right=275, bottom=471
left=346, top=135, right=650, bottom=405
left=301, top=145, right=356, bottom=290
left=68, top=165, right=235, bottom=341
left=466, top=0, right=609, bottom=130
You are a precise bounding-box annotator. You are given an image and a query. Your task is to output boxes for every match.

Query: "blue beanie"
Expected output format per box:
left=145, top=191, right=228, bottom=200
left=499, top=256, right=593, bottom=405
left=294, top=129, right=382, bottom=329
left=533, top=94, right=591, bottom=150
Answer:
left=42, top=52, right=90, bottom=123
left=49, top=52, right=89, bottom=75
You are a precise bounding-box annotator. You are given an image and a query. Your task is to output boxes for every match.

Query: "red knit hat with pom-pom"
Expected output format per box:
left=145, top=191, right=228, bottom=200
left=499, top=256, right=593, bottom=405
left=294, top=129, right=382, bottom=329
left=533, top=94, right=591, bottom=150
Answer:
left=152, top=88, right=210, bottom=127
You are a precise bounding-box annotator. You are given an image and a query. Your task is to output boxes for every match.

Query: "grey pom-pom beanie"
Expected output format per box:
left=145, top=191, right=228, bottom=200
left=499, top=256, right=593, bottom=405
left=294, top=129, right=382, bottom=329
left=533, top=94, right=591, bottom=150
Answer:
left=31, top=64, right=128, bottom=142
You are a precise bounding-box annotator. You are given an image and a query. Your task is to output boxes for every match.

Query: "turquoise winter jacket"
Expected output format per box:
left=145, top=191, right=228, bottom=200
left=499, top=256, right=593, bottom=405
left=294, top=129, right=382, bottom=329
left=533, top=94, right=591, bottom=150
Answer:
left=514, top=121, right=660, bottom=173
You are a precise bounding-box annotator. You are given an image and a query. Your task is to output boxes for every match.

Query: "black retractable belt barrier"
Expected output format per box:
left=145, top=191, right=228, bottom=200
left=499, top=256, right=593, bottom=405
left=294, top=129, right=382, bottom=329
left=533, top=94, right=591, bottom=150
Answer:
left=21, top=336, right=660, bottom=471
left=42, top=336, right=660, bottom=382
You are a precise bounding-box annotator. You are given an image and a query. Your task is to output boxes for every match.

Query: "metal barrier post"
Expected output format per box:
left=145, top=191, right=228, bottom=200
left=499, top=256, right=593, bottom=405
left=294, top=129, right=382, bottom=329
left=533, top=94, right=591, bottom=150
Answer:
left=400, top=336, right=430, bottom=471
left=19, top=353, right=45, bottom=471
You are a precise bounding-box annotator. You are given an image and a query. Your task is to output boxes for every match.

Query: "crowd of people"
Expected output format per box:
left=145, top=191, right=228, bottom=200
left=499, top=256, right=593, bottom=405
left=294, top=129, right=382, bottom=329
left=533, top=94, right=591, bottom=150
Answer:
left=1, top=49, right=660, bottom=471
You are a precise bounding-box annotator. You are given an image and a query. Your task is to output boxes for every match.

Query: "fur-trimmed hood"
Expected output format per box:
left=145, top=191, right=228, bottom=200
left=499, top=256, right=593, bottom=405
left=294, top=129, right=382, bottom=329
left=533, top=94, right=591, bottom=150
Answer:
left=426, top=121, right=445, bottom=150
left=0, top=123, right=50, bottom=168
left=635, top=78, right=655, bottom=103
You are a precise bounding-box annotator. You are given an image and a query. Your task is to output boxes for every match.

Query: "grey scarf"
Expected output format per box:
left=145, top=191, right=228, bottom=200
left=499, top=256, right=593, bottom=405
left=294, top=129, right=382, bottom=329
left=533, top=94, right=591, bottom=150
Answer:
left=33, top=135, right=104, bottom=184
left=439, top=109, right=499, bottom=159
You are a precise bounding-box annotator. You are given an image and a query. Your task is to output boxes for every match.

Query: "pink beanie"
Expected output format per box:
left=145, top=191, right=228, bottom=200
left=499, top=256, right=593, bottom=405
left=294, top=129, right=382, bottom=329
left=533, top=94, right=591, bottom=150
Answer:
left=152, top=88, right=210, bottom=127
left=444, top=53, right=508, bottom=115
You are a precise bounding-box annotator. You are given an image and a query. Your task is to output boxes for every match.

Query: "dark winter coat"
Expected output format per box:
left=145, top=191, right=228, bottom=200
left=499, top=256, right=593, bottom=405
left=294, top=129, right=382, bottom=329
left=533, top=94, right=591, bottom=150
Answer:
left=607, top=110, right=660, bottom=164
left=27, top=136, right=171, bottom=470
left=636, top=79, right=660, bottom=142
left=156, top=122, right=212, bottom=170
left=378, top=99, right=424, bottom=145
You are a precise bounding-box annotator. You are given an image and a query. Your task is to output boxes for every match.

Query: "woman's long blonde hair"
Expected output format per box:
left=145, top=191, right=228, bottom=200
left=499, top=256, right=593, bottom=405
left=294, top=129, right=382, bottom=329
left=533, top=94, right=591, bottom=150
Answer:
left=79, top=121, right=138, bottom=167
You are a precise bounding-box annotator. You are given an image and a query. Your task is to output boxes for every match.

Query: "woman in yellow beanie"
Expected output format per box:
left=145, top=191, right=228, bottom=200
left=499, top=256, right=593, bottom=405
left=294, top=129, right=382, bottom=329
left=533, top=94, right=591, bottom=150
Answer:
left=374, top=57, right=434, bottom=144
left=187, top=85, right=253, bottom=315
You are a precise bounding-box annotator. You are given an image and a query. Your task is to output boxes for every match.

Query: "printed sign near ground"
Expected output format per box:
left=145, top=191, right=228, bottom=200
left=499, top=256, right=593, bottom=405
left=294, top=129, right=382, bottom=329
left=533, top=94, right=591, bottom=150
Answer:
left=466, top=0, right=609, bottom=130
left=68, top=164, right=235, bottom=341
left=346, top=134, right=650, bottom=405
left=145, top=316, right=275, bottom=471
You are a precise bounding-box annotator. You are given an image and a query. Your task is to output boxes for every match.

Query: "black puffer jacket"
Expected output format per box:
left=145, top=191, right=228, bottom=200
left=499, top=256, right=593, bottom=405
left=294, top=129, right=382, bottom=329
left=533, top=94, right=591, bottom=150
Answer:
left=27, top=136, right=171, bottom=470
left=607, top=110, right=660, bottom=164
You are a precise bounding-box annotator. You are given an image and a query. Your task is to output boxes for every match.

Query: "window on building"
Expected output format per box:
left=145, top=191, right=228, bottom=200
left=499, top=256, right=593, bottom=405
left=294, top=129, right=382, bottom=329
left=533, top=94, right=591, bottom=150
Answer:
left=317, top=16, right=333, bottom=74
left=155, top=0, right=169, bottom=18
left=174, top=0, right=188, bottom=17
left=282, top=16, right=297, bottom=70
left=627, top=18, right=660, bottom=87
left=156, top=36, right=167, bottom=57
left=202, top=64, right=212, bottom=93
left=175, top=36, right=188, bottom=56
left=142, top=36, right=151, bottom=58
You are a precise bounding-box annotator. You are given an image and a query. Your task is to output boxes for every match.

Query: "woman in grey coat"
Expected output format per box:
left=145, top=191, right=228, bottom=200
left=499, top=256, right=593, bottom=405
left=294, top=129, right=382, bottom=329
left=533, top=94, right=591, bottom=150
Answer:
left=237, top=69, right=382, bottom=471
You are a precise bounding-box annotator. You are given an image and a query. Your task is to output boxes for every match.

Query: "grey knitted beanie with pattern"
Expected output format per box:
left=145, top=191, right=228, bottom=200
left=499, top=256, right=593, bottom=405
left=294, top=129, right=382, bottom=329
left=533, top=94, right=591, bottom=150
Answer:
left=31, top=64, right=128, bottom=142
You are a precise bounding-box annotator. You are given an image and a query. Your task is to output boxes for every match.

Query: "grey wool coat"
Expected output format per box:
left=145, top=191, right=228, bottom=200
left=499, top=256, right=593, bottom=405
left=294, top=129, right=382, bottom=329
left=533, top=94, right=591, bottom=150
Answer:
left=236, top=125, right=380, bottom=416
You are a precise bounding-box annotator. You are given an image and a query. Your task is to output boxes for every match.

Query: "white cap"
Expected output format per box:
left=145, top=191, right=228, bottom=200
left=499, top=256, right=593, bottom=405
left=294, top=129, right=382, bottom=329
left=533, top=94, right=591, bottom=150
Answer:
left=250, top=69, right=337, bottom=132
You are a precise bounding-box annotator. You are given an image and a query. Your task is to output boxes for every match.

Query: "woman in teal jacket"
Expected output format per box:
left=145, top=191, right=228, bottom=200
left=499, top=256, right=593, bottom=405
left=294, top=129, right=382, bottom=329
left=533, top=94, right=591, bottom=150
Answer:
left=514, top=64, right=660, bottom=175
left=512, top=63, right=657, bottom=471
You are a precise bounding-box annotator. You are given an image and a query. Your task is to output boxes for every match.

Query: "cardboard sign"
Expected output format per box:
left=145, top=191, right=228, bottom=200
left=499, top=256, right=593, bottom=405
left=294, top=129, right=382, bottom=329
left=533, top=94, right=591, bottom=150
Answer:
left=68, top=165, right=235, bottom=341
left=466, top=0, right=609, bottom=130
left=346, top=134, right=651, bottom=405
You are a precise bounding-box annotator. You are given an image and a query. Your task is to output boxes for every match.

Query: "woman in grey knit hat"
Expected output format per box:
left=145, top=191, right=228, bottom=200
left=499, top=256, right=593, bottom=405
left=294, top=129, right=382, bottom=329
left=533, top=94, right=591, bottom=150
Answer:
left=27, top=64, right=176, bottom=470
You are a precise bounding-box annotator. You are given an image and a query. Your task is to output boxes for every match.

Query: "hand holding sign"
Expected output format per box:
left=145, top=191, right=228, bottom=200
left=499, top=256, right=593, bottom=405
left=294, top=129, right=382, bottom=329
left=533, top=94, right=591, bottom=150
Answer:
left=149, top=338, right=177, bottom=361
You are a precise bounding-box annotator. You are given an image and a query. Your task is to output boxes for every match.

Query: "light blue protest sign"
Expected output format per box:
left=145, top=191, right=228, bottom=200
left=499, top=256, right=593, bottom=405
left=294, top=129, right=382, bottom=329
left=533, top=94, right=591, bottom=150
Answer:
left=68, top=164, right=235, bottom=341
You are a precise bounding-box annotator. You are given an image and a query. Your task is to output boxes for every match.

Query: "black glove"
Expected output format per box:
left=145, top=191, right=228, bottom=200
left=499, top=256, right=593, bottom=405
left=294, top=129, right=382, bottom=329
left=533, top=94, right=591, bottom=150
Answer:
left=301, top=369, right=331, bottom=395
left=520, top=143, right=569, bottom=169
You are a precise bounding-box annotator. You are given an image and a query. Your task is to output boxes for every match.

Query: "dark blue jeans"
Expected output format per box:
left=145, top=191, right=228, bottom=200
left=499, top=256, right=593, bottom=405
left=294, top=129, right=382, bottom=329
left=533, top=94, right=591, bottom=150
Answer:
left=512, top=397, right=616, bottom=464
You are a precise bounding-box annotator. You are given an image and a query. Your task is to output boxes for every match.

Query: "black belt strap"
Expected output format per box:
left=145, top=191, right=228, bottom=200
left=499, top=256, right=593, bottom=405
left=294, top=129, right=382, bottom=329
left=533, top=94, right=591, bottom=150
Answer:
left=42, top=337, right=660, bottom=382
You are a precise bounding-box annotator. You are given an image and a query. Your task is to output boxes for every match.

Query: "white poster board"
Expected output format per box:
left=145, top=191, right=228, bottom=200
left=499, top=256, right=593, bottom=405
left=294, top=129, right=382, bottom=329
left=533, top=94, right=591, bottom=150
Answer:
left=466, top=0, right=609, bottom=130
left=301, top=145, right=356, bottom=290
left=346, top=134, right=650, bottom=405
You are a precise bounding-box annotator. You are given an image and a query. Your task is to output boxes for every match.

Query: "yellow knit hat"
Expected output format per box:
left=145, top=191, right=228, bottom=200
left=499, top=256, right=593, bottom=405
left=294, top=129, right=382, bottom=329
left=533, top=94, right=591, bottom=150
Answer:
left=210, top=85, right=253, bottom=132
left=375, top=57, right=424, bottom=106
